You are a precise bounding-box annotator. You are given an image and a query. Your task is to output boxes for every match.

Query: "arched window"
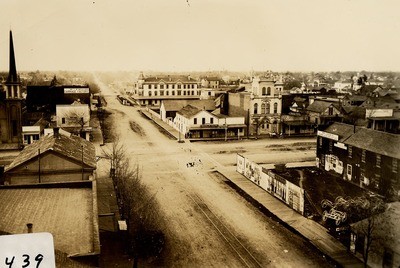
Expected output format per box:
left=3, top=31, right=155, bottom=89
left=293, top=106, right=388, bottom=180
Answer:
left=254, top=103, right=258, bottom=114
left=266, top=102, right=270, bottom=114
left=262, top=87, right=266, bottom=95
left=261, top=103, right=266, bottom=114
left=267, top=87, right=271, bottom=95
left=273, top=102, right=278, bottom=114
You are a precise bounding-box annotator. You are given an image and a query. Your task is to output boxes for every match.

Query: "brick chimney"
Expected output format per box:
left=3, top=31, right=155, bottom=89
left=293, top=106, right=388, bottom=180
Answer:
left=53, top=127, right=60, bottom=138
left=27, top=223, right=33, bottom=233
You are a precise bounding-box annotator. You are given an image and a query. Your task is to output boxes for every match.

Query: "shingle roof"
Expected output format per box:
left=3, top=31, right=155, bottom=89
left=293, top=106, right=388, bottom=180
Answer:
left=322, top=122, right=360, bottom=142
left=0, top=183, right=99, bottom=258
left=307, top=100, right=339, bottom=113
left=345, top=128, right=400, bottom=159
left=177, top=105, right=201, bottom=118
left=5, top=133, right=96, bottom=172
left=162, top=99, right=215, bottom=112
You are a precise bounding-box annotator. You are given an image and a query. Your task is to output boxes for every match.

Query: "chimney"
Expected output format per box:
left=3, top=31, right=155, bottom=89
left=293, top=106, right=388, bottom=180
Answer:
left=27, top=223, right=33, bottom=233
left=53, top=127, right=60, bottom=138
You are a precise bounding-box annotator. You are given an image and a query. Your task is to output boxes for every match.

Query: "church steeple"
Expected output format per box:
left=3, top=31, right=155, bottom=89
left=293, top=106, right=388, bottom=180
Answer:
left=7, top=31, right=19, bottom=84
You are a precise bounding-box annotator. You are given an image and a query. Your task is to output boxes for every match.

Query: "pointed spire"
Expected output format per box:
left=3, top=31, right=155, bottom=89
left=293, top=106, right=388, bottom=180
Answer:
left=7, top=31, right=18, bottom=84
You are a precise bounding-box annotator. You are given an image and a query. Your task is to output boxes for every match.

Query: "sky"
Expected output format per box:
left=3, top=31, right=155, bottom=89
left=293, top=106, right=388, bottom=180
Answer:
left=0, top=0, right=399, bottom=72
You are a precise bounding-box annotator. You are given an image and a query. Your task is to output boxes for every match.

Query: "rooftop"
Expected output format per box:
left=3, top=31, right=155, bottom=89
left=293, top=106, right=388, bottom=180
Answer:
left=176, top=105, right=201, bottom=118
left=162, top=99, right=215, bottom=112
left=307, top=100, right=340, bottom=113
left=0, top=182, right=99, bottom=258
left=5, top=132, right=96, bottom=172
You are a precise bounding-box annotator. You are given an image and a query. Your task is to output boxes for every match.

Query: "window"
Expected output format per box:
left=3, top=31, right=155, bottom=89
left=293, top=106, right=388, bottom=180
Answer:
left=183, top=91, right=186, bottom=96
left=202, top=118, right=205, bottom=124
left=361, top=150, right=366, bottom=163
left=62, top=118, right=66, bottom=124
left=160, top=90, right=164, bottom=96
left=393, top=159, right=398, bottom=173
left=273, top=103, right=278, bottom=114
left=347, top=164, right=352, bottom=177
left=177, top=90, right=181, bottom=96
left=266, top=103, right=270, bottom=114
left=160, top=84, right=164, bottom=89
left=12, top=120, right=17, bottom=136
left=267, top=87, right=271, bottom=95
left=376, top=154, right=381, bottom=168
left=329, top=141, right=333, bottom=152
left=192, top=90, right=195, bottom=95
left=172, top=91, right=175, bottom=96
left=177, top=84, right=182, bottom=89
left=166, top=91, right=169, bottom=96
left=262, top=87, right=266, bottom=95
left=261, top=103, right=266, bottom=114
left=372, top=174, right=380, bottom=189
left=148, top=91, right=152, bottom=96
left=154, top=91, right=158, bottom=96
left=210, top=118, right=214, bottom=124
left=348, top=145, right=353, bottom=158
left=254, top=103, right=258, bottom=114
left=318, top=137, right=322, bottom=148
left=194, top=118, right=197, bottom=125
left=328, top=106, right=334, bottom=115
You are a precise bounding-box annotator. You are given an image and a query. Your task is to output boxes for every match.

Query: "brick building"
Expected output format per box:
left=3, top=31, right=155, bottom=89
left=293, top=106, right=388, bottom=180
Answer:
left=316, top=122, right=400, bottom=198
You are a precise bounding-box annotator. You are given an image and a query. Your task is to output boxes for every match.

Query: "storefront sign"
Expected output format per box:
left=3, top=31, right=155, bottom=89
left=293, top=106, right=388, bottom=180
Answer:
left=317, top=130, right=339, bottom=141
left=64, top=87, right=89, bottom=94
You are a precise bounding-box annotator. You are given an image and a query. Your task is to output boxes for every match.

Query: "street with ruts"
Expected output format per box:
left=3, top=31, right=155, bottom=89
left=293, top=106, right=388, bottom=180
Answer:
left=95, top=74, right=332, bottom=267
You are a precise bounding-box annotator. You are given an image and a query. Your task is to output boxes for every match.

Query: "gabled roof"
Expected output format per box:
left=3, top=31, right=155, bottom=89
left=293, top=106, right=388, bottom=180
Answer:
left=345, top=128, right=400, bottom=159
left=306, top=100, right=339, bottom=113
left=176, top=105, right=201, bottom=118
left=322, top=122, right=360, bottom=142
left=162, top=99, right=215, bottom=112
left=5, top=132, right=96, bottom=172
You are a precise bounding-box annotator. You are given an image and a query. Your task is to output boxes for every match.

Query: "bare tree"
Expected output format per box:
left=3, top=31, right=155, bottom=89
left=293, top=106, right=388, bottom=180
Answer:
left=334, top=196, right=387, bottom=267
left=253, top=116, right=266, bottom=139
left=101, top=138, right=165, bottom=267
left=63, top=108, right=90, bottom=138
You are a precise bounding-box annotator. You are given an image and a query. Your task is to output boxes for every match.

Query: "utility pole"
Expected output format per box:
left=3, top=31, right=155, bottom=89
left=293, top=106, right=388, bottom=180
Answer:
left=38, top=149, right=41, bottom=183
left=81, top=145, right=84, bottom=180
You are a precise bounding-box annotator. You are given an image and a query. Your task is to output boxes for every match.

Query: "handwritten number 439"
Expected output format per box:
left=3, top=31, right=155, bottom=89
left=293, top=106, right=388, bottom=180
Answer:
left=5, top=254, right=43, bottom=268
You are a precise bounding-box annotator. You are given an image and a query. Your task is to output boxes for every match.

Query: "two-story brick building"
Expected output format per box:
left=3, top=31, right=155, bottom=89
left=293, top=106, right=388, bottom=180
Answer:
left=316, top=122, right=400, bottom=198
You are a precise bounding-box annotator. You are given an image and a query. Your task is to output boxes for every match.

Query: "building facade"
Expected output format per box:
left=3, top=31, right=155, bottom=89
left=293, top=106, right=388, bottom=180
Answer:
left=316, top=123, right=400, bottom=198
left=174, top=105, right=245, bottom=140
left=0, top=31, right=23, bottom=146
left=131, top=72, right=201, bottom=107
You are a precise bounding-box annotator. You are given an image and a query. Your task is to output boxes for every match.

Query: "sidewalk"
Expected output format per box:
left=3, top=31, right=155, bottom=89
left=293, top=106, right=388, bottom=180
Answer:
left=91, top=115, right=133, bottom=267
left=140, top=109, right=180, bottom=140
left=218, top=167, right=364, bottom=268
left=140, top=110, right=364, bottom=267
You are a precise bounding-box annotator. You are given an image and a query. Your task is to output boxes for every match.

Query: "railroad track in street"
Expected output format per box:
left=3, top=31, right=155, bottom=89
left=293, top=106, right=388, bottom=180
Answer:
left=186, top=192, right=264, bottom=268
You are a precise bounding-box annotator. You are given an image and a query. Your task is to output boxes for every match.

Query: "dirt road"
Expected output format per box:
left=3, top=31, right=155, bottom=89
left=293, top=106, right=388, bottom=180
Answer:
left=95, top=74, right=332, bottom=267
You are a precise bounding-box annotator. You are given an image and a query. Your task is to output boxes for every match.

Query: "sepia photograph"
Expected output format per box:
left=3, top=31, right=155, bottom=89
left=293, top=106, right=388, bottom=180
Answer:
left=0, top=0, right=399, bottom=267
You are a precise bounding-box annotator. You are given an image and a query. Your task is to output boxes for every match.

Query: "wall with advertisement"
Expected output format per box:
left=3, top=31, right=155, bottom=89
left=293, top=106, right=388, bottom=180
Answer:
left=236, top=154, right=245, bottom=175
left=236, top=154, right=304, bottom=215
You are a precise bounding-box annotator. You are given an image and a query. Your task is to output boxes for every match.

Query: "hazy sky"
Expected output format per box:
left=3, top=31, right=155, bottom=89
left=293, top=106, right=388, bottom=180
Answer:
left=0, top=0, right=399, bottom=72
